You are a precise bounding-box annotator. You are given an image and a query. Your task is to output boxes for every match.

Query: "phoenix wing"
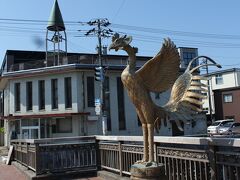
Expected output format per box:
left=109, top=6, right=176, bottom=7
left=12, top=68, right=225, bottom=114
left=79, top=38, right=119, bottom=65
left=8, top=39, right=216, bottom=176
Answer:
left=164, top=72, right=208, bottom=117
left=136, top=38, right=180, bottom=93
left=163, top=55, right=221, bottom=122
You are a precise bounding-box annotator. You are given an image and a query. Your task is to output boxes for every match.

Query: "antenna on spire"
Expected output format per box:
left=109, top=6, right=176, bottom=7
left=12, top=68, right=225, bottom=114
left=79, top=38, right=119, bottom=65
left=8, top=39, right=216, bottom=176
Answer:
left=46, top=0, right=67, bottom=66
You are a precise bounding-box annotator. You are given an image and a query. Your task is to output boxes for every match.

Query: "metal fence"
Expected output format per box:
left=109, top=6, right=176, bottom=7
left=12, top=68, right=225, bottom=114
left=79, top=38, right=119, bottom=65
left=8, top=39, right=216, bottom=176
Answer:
left=6, top=55, right=129, bottom=73
left=11, top=136, right=240, bottom=179
left=11, top=136, right=97, bottom=175
left=96, top=136, right=240, bottom=180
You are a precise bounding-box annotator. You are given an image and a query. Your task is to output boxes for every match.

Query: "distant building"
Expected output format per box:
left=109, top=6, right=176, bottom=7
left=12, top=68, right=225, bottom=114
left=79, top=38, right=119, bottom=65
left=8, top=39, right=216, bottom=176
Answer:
left=203, top=68, right=240, bottom=122
left=178, top=47, right=199, bottom=69
left=214, top=86, right=240, bottom=122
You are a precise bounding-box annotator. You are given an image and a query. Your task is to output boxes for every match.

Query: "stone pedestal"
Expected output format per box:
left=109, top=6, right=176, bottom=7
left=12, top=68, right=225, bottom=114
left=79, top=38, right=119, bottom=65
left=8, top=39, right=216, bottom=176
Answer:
left=130, top=162, right=167, bottom=180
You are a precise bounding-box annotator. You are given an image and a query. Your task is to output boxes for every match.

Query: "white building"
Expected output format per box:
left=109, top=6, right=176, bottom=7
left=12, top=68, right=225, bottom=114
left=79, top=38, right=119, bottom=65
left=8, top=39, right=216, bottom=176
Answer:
left=0, top=49, right=208, bottom=146
left=202, top=68, right=240, bottom=122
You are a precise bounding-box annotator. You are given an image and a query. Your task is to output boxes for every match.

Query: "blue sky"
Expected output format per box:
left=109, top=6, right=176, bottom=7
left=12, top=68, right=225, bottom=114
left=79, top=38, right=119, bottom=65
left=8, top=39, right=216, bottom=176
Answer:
left=0, top=0, right=240, bottom=71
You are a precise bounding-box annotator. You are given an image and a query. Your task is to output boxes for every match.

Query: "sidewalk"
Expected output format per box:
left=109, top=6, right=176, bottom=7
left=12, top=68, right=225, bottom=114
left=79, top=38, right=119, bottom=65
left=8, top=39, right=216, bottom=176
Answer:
left=0, top=163, right=27, bottom=180
left=0, top=162, right=102, bottom=180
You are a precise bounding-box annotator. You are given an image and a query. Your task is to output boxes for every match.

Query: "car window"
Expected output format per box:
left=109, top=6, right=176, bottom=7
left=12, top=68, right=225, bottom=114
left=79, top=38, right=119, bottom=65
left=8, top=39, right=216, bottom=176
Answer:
left=223, top=122, right=233, bottom=127
left=233, top=123, right=240, bottom=127
left=211, top=122, right=221, bottom=126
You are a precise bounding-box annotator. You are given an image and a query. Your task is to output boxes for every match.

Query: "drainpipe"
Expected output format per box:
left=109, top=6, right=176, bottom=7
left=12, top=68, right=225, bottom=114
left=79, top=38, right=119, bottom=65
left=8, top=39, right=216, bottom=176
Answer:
left=81, top=72, right=87, bottom=135
left=234, top=70, right=237, bottom=87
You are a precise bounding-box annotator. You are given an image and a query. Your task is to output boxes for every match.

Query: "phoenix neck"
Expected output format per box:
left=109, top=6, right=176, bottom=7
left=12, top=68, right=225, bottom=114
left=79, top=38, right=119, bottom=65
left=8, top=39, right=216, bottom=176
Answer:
left=123, top=45, right=137, bottom=74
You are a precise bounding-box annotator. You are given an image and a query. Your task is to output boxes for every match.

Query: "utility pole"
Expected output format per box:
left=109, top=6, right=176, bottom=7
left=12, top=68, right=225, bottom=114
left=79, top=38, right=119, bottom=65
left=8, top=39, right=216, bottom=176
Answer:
left=205, top=58, right=214, bottom=124
left=85, top=18, right=113, bottom=135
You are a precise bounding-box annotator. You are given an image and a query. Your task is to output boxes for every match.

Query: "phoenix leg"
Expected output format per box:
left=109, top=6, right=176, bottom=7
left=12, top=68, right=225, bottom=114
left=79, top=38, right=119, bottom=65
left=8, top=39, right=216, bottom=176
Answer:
left=147, top=123, right=154, bottom=162
left=142, top=124, right=149, bottom=162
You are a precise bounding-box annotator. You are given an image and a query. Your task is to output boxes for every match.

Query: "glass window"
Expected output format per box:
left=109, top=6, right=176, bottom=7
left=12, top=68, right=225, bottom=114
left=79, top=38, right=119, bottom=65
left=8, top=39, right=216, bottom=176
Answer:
left=64, top=77, right=72, bottom=108
left=215, top=74, right=223, bottom=85
left=38, top=80, right=45, bottom=110
left=26, top=81, right=33, bottom=111
left=104, top=77, right=111, bottom=131
left=223, top=122, right=233, bottom=127
left=117, top=77, right=126, bottom=130
left=14, top=83, right=21, bottom=111
left=0, top=92, right=3, bottom=114
left=183, top=52, right=197, bottom=67
left=223, top=94, right=233, bottom=103
left=87, top=77, right=95, bottom=107
left=51, top=79, right=58, bottom=109
left=21, top=119, right=39, bottom=126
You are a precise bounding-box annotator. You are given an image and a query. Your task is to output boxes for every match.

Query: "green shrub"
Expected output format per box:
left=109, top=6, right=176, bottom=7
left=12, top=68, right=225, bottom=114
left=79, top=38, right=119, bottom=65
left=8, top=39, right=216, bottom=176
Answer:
left=0, top=127, right=4, bottom=133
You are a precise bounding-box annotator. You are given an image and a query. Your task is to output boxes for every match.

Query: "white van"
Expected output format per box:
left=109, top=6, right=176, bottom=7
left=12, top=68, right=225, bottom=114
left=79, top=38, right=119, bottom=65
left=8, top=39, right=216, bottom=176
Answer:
left=207, top=119, right=234, bottom=135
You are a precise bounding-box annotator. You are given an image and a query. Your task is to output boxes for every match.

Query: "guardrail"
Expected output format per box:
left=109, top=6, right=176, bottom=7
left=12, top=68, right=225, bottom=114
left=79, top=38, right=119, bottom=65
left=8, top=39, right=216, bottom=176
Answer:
left=11, top=135, right=240, bottom=179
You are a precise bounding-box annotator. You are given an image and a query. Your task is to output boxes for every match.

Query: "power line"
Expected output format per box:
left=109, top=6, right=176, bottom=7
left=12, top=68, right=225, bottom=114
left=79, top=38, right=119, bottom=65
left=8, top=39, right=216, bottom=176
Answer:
left=112, top=0, right=126, bottom=22
left=2, top=18, right=240, bottom=48
left=1, top=18, right=240, bottom=40
left=0, top=18, right=85, bottom=24
left=111, top=23, right=240, bottom=40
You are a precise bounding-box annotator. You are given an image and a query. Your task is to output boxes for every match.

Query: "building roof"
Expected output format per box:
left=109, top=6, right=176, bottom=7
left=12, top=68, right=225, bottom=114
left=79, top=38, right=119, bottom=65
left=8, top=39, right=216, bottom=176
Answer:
left=205, top=68, right=240, bottom=76
left=4, top=49, right=151, bottom=62
left=178, top=47, right=198, bottom=50
left=0, top=49, right=152, bottom=75
left=213, top=86, right=240, bottom=92
left=0, top=49, right=186, bottom=79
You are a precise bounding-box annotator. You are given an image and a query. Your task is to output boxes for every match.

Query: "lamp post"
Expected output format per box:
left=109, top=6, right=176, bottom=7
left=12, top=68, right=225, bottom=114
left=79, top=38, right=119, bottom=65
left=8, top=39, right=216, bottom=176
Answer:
left=205, top=58, right=214, bottom=123
left=203, top=58, right=221, bottom=123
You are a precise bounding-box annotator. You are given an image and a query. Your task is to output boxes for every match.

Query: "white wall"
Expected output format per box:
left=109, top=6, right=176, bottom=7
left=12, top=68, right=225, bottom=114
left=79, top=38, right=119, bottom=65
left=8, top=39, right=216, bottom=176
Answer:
left=9, top=72, right=79, bottom=116
left=203, top=70, right=240, bottom=115
left=211, top=72, right=238, bottom=90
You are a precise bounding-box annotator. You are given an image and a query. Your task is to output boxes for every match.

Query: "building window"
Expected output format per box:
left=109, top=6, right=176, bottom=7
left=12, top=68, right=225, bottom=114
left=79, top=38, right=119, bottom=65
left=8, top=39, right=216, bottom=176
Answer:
left=215, top=74, right=223, bottom=85
left=183, top=52, right=197, bottom=67
left=38, top=80, right=45, bottom=110
left=51, top=79, right=58, bottom=109
left=0, top=92, right=3, bottom=114
left=26, top=81, right=33, bottom=111
left=117, top=77, right=126, bottom=130
left=104, top=77, right=111, bottom=131
left=64, top=77, right=72, bottom=108
left=87, top=77, right=95, bottom=107
left=223, top=94, right=233, bottom=103
left=54, top=117, right=72, bottom=133
left=14, top=83, right=21, bottom=112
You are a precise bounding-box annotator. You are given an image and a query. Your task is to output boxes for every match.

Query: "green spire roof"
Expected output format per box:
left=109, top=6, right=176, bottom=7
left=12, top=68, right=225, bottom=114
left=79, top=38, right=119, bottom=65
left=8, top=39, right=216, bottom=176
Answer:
left=47, top=0, right=65, bottom=31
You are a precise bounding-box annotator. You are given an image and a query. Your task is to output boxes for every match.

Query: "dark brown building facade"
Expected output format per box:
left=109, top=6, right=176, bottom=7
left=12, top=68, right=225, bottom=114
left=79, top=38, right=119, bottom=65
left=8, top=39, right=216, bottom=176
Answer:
left=214, top=87, right=240, bottom=122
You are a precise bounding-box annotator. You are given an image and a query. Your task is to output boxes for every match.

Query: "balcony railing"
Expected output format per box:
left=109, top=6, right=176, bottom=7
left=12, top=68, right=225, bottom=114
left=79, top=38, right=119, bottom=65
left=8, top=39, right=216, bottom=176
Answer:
left=4, top=55, right=129, bottom=73
left=11, top=135, right=240, bottom=179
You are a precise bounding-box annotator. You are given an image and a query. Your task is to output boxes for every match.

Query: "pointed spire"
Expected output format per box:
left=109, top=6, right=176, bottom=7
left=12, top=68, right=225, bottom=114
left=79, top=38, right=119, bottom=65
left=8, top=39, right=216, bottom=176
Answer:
left=47, top=0, right=65, bottom=31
